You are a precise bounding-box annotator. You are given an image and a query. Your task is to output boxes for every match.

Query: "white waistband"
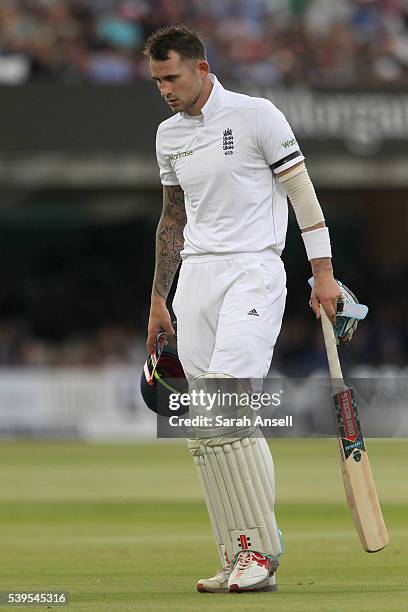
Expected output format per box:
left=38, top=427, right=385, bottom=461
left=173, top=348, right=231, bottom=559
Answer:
left=181, top=250, right=281, bottom=265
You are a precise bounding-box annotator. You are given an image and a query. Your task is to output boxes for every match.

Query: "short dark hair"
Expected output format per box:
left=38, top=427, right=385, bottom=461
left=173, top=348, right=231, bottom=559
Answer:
left=143, top=25, right=206, bottom=62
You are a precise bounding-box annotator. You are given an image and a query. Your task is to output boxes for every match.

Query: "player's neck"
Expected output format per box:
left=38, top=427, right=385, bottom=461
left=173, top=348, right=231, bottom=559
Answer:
left=185, top=78, right=213, bottom=117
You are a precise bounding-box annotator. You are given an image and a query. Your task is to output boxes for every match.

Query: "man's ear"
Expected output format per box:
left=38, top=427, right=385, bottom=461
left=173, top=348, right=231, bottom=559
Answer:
left=196, top=60, right=210, bottom=78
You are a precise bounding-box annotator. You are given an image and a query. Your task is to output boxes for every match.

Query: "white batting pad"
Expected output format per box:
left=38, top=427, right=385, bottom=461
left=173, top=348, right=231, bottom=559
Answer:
left=187, top=439, right=231, bottom=565
left=192, top=435, right=282, bottom=560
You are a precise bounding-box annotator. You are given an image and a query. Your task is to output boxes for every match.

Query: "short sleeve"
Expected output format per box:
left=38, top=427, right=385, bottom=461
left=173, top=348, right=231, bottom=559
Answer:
left=257, top=99, right=304, bottom=174
left=156, top=127, right=179, bottom=186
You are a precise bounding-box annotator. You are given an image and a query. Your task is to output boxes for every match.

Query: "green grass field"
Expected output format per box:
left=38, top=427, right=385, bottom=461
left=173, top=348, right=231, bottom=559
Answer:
left=0, top=439, right=406, bottom=611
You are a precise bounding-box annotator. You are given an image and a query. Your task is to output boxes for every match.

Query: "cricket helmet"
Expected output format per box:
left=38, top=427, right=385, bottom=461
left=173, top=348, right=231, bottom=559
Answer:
left=140, top=331, right=188, bottom=417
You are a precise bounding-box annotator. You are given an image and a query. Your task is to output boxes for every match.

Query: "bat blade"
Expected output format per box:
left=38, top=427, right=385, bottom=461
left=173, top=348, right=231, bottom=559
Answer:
left=333, top=388, right=389, bottom=552
left=319, top=306, right=389, bottom=552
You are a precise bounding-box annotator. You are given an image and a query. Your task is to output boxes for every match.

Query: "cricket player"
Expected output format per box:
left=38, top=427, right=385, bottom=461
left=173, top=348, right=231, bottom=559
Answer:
left=144, top=25, right=341, bottom=593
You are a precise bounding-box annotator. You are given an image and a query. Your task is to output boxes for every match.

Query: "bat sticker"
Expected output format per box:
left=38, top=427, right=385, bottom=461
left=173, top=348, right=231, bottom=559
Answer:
left=333, top=388, right=366, bottom=459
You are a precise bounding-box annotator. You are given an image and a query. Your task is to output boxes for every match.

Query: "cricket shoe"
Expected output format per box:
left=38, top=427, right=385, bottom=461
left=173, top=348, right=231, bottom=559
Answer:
left=228, top=550, right=279, bottom=592
left=196, top=562, right=233, bottom=593
left=196, top=559, right=278, bottom=593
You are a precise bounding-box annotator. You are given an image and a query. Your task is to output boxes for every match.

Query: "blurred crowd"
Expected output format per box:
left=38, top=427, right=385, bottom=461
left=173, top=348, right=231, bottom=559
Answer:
left=0, top=202, right=406, bottom=373
left=0, top=307, right=406, bottom=373
left=0, top=321, right=143, bottom=366
left=1, top=0, right=408, bottom=87
left=0, top=265, right=406, bottom=374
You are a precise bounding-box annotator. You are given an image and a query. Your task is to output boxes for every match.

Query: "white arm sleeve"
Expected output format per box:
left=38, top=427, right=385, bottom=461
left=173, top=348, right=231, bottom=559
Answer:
left=257, top=98, right=304, bottom=173
left=277, top=162, right=325, bottom=230
left=155, top=127, right=179, bottom=186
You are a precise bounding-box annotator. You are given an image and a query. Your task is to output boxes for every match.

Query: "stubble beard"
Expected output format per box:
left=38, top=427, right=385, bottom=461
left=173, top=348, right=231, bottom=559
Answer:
left=177, top=82, right=203, bottom=114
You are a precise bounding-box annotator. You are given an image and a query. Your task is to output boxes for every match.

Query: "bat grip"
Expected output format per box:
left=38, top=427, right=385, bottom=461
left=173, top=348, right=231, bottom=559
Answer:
left=320, top=306, right=345, bottom=391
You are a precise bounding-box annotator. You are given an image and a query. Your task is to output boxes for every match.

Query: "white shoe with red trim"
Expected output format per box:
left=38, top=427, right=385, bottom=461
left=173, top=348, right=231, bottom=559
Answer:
left=196, top=559, right=278, bottom=593
left=228, top=551, right=279, bottom=592
left=196, top=562, right=233, bottom=593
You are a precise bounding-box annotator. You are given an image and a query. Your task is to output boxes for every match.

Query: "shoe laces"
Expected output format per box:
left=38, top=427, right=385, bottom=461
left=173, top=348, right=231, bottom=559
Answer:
left=215, top=562, right=234, bottom=579
left=235, top=551, right=253, bottom=570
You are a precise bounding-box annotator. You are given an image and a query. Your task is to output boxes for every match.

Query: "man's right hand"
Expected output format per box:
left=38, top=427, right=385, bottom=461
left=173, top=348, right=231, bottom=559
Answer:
left=146, top=294, right=175, bottom=354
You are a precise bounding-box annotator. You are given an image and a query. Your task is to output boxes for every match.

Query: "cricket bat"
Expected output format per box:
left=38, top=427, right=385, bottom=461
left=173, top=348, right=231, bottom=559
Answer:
left=320, top=306, right=389, bottom=552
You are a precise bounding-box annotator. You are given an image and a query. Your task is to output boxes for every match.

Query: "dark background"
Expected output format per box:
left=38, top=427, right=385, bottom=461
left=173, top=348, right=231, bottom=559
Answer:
left=0, top=0, right=407, bottom=373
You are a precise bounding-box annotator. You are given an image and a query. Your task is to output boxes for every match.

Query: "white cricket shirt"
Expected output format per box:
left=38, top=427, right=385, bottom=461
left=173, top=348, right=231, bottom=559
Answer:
left=156, top=74, right=304, bottom=259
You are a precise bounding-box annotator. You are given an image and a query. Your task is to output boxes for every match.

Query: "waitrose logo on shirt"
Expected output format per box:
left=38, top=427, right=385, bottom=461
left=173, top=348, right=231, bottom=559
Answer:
left=169, top=150, right=193, bottom=161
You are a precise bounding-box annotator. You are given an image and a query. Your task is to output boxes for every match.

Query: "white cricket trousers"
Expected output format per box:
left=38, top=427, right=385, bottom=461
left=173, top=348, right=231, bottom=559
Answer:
left=172, top=252, right=287, bottom=382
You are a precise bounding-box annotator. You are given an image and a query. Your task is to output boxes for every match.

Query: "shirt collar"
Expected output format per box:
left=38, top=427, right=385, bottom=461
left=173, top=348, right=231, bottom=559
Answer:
left=181, top=73, right=222, bottom=122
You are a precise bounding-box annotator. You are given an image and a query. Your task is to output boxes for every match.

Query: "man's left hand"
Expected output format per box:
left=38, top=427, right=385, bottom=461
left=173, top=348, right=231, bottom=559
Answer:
left=310, top=271, right=342, bottom=325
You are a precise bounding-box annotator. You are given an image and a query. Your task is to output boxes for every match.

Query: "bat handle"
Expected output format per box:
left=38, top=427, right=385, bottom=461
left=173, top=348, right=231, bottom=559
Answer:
left=319, top=306, right=345, bottom=390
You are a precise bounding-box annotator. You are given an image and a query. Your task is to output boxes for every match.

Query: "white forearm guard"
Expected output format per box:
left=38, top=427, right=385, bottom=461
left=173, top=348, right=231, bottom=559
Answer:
left=277, top=162, right=325, bottom=230
left=277, top=162, right=331, bottom=260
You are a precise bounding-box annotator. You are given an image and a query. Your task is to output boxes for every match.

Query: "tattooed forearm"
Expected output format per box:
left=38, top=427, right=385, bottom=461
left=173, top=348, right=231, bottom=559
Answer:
left=154, top=223, right=184, bottom=299
left=153, top=185, right=187, bottom=300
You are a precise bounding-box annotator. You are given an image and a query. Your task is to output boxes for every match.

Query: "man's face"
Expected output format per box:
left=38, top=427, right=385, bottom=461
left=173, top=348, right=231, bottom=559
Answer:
left=150, top=50, right=206, bottom=114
